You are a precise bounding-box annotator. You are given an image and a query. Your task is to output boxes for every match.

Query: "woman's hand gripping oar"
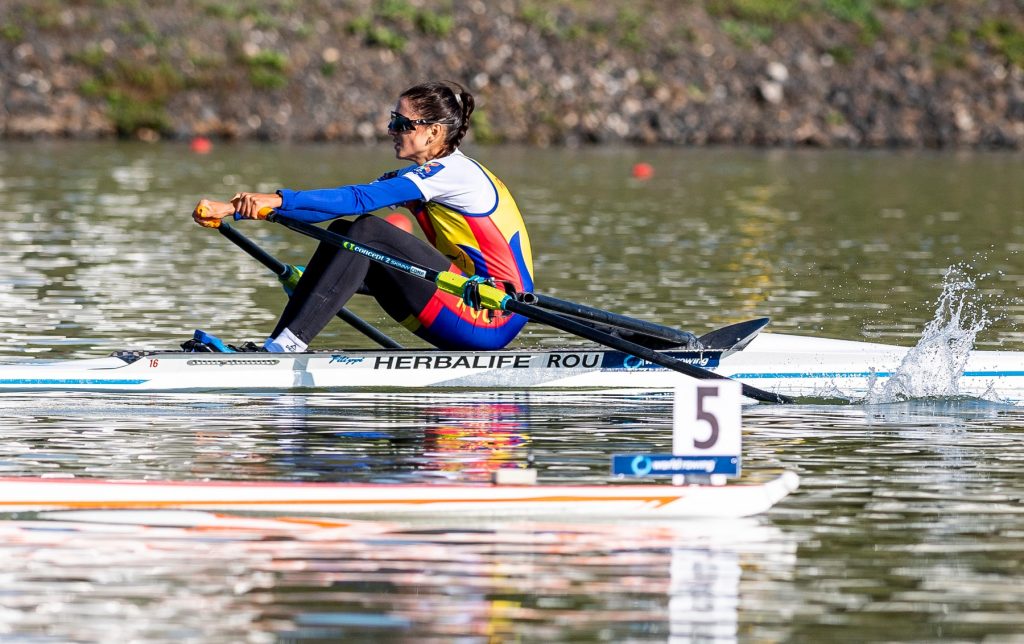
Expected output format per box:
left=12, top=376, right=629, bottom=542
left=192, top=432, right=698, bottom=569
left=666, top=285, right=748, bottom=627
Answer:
left=192, top=200, right=403, bottom=349
left=260, top=210, right=793, bottom=404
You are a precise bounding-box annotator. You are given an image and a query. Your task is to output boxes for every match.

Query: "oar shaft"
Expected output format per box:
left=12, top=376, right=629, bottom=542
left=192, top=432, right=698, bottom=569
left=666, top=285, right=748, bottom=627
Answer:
left=218, top=223, right=288, bottom=277
left=334, top=308, right=404, bottom=349
left=267, top=213, right=791, bottom=404
left=217, top=222, right=404, bottom=350
left=517, top=292, right=698, bottom=347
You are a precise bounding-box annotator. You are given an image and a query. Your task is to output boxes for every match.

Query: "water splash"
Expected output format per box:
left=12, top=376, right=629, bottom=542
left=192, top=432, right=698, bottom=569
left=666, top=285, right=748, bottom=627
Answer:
left=868, top=265, right=991, bottom=403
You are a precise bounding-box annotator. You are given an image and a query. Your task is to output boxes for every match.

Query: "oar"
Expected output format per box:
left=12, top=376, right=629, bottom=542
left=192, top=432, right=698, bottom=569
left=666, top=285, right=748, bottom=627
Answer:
left=515, top=292, right=700, bottom=348
left=215, top=221, right=404, bottom=349
left=264, top=212, right=792, bottom=404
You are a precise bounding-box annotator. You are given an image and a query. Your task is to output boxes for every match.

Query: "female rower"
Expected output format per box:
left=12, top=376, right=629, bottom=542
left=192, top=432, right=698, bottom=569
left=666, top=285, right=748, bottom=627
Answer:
left=193, top=81, right=534, bottom=352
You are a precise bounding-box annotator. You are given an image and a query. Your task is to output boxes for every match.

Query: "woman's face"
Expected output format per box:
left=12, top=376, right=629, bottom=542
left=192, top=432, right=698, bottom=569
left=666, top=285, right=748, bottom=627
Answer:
left=389, top=96, right=446, bottom=166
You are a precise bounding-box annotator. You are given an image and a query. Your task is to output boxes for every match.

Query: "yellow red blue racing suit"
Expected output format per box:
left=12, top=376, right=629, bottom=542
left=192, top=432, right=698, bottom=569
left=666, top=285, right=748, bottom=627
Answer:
left=270, top=150, right=534, bottom=350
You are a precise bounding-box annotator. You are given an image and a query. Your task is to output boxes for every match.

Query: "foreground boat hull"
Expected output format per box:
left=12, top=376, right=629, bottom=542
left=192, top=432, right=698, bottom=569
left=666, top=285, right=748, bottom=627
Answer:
left=0, top=473, right=799, bottom=519
left=0, top=333, right=1021, bottom=403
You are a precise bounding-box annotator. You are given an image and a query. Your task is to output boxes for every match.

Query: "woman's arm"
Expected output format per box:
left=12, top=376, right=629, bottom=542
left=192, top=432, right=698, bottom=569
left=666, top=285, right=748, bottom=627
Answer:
left=193, top=176, right=424, bottom=227
left=275, top=176, right=424, bottom=223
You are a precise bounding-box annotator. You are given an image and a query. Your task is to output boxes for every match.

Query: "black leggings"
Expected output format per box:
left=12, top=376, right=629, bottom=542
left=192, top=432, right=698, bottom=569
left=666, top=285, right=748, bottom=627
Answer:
left=271, top=215, right=450, bottom=343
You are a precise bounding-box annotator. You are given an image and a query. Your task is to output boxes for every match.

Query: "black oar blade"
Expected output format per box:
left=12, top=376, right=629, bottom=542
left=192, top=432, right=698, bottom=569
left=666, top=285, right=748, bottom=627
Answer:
left=698, top=317, right=770, bottom=351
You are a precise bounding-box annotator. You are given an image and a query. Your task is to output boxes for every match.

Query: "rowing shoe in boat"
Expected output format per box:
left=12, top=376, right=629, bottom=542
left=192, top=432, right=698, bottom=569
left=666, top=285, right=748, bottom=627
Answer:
left=0, top=472, right=799, bottom=519
left=0, top=325, right=1021, bottom=403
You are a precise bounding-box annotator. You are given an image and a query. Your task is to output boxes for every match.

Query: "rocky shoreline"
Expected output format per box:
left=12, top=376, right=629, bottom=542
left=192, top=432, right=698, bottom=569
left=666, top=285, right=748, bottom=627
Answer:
left=1, top=0, right=1022, bottom=148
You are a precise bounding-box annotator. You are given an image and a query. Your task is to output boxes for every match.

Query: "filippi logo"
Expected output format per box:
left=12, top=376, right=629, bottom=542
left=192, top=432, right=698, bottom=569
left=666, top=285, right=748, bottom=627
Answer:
left=329, top=355, right=365, bottom=365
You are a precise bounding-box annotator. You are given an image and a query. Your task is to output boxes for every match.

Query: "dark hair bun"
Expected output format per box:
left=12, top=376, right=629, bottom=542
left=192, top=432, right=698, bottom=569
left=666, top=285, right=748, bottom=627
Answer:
left=401, top=81, right=475, bottom=154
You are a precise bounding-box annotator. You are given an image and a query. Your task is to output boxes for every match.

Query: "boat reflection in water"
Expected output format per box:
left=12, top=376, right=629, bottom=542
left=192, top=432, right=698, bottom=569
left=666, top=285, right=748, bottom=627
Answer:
left=240, top=393, right=537, bottom=483
left=0, top=508, right=796, bottom=641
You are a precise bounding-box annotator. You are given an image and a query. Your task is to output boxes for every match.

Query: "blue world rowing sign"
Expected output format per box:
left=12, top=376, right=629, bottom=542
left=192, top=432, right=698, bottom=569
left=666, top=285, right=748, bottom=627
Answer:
left=611, top=454, right=739, bottom=476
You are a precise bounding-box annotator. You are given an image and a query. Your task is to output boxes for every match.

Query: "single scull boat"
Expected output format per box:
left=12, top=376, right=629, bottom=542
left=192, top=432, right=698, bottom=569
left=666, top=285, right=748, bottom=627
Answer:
left=0, top=472, right=799, bottom=519
left=0, top=330, right=1020, bottom=403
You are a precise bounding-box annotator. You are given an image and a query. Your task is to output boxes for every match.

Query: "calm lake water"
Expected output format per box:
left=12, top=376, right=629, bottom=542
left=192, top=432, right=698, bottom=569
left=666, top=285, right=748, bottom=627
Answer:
left=0, top=141, right=1023, bottom=641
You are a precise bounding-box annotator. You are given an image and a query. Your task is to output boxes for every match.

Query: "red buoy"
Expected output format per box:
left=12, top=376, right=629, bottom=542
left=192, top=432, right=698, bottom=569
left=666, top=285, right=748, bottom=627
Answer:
left=383, top=212, right=414, bottom=233
left=631, top=162, right=654, bottom=180
left=190, top=137, right=213, bottom=154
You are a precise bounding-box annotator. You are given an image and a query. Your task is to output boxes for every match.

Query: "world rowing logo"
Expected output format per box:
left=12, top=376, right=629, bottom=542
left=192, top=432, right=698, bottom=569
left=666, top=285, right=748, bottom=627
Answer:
left=630, top=455, right=653, bottom=476
left=622, top=354, right=716, bottom=369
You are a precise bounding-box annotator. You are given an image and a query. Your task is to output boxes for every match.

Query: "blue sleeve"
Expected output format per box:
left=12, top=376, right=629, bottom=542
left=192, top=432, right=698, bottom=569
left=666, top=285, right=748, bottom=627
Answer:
left=275, top=176, right=424, bottom=223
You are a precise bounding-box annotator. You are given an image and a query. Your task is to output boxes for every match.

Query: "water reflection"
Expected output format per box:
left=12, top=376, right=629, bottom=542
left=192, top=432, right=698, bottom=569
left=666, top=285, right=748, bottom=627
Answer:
left=0, top=511, right=795, bottom=642
left=745, top=400, right=1024, bottom=639
left=0, top=391, right=669, bottom=483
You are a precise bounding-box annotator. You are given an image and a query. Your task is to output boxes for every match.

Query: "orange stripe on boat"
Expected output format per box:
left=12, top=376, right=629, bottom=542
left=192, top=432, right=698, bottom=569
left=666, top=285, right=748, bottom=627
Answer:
left=1, top=495, right=683, bottom=509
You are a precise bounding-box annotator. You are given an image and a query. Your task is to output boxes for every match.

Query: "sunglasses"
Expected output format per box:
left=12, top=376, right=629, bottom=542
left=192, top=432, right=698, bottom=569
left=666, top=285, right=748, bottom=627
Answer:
left=388, top=111, right=455, bottom=133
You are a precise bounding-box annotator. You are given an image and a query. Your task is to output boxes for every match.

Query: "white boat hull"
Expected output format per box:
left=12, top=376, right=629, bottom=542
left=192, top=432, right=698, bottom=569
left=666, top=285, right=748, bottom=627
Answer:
left=0, top=473, right=799, bottom=519
left=0, top=332, right=1021, bottom=403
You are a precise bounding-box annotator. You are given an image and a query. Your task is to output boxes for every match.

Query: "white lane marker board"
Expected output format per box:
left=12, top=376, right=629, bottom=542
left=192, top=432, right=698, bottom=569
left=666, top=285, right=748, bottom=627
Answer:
left=612, top=378, right=742, bottom=484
